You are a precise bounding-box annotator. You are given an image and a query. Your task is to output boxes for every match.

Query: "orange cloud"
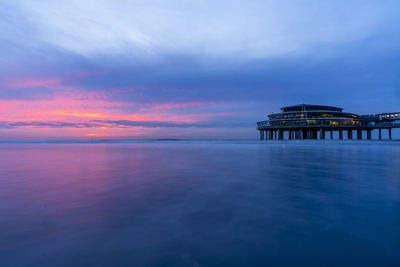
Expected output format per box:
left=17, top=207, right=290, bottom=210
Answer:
left=84, top=133, right=111, bottom=137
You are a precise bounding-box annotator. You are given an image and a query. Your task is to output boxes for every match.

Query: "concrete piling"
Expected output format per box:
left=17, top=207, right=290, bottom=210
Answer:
left=357, top=129, right=362, bottom=140
left=320, top=128, right=325, bottom=139
left=348, top=130, right=353, bottom=140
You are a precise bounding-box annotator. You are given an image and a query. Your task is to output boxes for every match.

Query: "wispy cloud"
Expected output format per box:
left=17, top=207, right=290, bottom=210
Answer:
left=9, top=0, right=391, bottom=58
left=0, top=118, right=245, bottom=129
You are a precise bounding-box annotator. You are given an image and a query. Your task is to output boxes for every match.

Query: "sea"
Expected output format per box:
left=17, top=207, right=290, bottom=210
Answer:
left=0, top=140, right=399, bottom=266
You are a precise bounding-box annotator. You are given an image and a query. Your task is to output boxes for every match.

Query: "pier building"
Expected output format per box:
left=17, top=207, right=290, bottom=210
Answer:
left=257, top=104, right=400, bottom=140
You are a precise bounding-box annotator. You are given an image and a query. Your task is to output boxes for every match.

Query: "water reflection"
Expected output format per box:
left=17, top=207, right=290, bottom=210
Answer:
left=0, top=142, right=399, bottom=266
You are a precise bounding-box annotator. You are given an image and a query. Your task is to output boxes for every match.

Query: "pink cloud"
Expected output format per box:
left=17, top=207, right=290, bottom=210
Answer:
left=0, top=76, right=238, bottom=139
left=9, top=78, right=64, bottom=88
left=6, top=70, right=108, bottom=89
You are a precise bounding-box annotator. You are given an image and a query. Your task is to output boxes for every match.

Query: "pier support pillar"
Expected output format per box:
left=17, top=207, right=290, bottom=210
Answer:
left=289, top=130, right=293, bottom=140
left=302, top=129, right=307, bottom=140
left=312, top=130, right=318, bottom=139
left=278, top=130, right=284, bottom=140
left=389, top=128, right=392, bottom=140
left=348, top=130, right=353, bottom=140
left=259, top=130, right=265, bottom=140
left=367, top=129, right=372, bottom=140
left=269, top=130, right=273, bottom=140
left=339, top=130, right=343, bottom=140
left=379, top=128, right=382, bottom=140
left=330, top=130, right=333, bottom=140
left=357, top=129, right=362, bottom=140
left=320, top=128, right=325, bottom=140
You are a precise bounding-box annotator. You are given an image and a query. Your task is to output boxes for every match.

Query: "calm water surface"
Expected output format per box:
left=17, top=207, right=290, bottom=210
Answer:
left=0, top=141, right=399, bottom=266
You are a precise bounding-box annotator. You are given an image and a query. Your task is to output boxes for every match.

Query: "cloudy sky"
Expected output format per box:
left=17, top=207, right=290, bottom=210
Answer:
left=1, top=0, right=399, bottom=139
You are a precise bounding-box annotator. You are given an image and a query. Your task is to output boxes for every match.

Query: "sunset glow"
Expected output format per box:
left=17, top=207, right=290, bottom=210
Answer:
left=0, top=78, right=236, bottom=139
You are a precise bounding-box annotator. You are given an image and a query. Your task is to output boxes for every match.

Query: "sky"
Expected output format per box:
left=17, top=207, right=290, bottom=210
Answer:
left=0, top=0, right=399, bottom=139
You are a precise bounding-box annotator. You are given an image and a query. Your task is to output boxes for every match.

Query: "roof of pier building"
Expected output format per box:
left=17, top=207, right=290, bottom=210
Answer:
left=280, top=104, right=343, bottom=113
left=269, top=104, right=359, bottom=121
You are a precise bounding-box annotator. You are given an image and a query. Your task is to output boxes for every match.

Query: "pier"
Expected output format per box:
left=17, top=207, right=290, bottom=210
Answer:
left=257, top=104, right=400, bottom=140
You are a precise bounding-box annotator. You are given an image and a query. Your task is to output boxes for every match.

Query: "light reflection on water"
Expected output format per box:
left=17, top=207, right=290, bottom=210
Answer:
left=0, top=141, right=399, bottom=266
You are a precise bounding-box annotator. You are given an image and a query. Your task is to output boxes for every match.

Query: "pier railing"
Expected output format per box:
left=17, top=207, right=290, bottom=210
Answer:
left=257, top=120, right=400, bottom=130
